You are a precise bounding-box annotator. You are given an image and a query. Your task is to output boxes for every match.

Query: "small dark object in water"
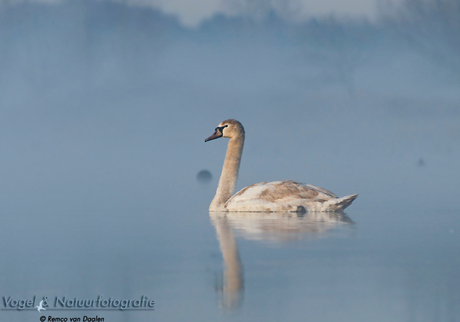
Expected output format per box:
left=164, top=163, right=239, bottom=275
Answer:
left=417, top=158, right=425, bottom=167
left=197, top=170, right=212, bottom=183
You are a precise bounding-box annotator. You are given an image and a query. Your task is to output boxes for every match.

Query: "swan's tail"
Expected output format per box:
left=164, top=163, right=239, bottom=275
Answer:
left=325, top=194, right=358, bottom=211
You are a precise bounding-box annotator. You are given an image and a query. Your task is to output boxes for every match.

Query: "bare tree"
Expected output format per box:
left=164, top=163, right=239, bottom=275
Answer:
left=298, top=16, right=376, bottom=96
left=223, top=0, right=302, bottom=21
left=385, top=0, right=460, bottom=79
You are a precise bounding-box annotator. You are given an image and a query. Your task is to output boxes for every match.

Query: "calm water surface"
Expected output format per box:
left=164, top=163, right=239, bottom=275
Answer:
left=1, top=196, right=459, bottom=322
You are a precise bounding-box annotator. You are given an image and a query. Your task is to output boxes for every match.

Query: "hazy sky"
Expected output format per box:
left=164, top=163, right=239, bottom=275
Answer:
left=154, top=0, right=380, bottom=26
left=138, top=0, right=387, bottom=26
left=19, top=0, right=388, bottom=26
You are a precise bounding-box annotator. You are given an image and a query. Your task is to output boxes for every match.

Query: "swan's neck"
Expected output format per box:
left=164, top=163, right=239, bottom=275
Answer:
left=210, top=135, right=244, bottom=211
left=210, top=214, right=243, bottom=307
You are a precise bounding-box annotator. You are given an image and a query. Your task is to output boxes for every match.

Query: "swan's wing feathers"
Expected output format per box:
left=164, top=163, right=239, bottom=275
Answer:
left=230, top=181, right=335, bottom=203
left=225, top=181, right=355, bottom=212
left=303, top=184, right=338, bottom=199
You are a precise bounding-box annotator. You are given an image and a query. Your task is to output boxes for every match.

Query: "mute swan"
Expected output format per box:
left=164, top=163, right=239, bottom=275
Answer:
left=205, top=119, right=358, bottom=212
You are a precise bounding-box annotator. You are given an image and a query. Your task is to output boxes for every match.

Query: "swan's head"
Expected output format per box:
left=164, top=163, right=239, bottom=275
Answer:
left=205, top=119, right=245, bottom=142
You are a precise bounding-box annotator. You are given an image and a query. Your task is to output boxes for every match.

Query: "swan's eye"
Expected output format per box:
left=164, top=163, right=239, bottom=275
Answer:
left=217, top=125, right=228, bottom=133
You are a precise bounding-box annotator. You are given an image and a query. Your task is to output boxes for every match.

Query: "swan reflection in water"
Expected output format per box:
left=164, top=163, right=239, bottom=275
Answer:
left=209, top=211, right=355, bottom=310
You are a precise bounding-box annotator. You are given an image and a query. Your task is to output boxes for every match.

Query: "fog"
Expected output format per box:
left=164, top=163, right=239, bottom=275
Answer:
left=1, top=0, right=458, bottom=213
left=0, top=1, right=459, bottom=321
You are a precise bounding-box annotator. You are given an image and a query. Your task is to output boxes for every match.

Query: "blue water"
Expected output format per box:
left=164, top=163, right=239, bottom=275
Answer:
left=1, top=191, right=459, bottom=321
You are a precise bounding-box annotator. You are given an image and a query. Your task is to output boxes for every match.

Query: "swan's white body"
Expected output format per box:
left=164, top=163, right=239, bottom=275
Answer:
left=205, top=119, right=357, bottom=212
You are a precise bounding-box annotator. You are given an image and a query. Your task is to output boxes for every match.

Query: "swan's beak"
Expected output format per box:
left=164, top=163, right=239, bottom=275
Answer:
left=205, top=129, right=223, bottom=142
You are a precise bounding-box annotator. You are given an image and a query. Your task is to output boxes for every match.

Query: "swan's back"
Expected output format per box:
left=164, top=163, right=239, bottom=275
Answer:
left=225, top=181, right=357, bottom=212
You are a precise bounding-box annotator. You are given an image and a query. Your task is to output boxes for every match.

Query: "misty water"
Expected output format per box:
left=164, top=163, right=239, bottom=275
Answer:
left=1, top=1, right=460, bottom=321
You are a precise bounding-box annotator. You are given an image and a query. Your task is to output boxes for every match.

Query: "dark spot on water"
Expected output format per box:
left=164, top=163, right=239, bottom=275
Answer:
left=417, top=158, right=425, bottom=167
left=197, top=170, right=212, bottom=183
